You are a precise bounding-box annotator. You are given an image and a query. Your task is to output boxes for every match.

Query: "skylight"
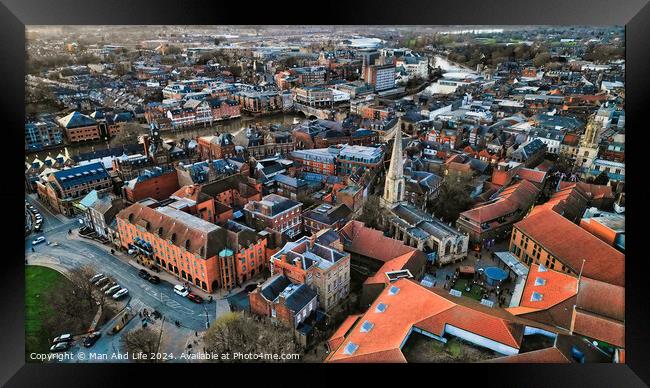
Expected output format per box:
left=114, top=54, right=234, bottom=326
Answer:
left=531, top=292, right=544, bottom=302
left=534, top=277, right=546, bottom=286
left=344, top=342, right=359, bottom=355
left=375, top=303, right=387, bottom=313
left=388, top=286, right=400, bottom=295
left=360, top=321, right=374, bottom=333
left=449, top=289, right=462, bottom=297
left=538, top=264, right=547, bottom=272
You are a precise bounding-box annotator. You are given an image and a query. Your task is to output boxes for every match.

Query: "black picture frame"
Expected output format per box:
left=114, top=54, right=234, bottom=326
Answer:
left=1, top=0, right=648, bottom=386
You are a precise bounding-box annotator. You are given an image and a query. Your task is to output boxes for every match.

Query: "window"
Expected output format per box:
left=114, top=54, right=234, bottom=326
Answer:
left=534, top=277, right=546, bottom=286
left=343, top=342, right=358, bottom=355
left=375, top=303, right=387, bottom=313
left=360, top=321, right=374, bottom=333
left=530, top=292, right=543, bottom=302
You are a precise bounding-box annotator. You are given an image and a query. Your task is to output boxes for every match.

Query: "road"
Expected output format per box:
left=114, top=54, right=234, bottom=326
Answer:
left=25, top=195, right=228, bottom=361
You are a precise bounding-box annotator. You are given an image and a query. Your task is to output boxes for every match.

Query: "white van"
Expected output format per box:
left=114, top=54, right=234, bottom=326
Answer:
left=173, top=284, right=189, bottom=297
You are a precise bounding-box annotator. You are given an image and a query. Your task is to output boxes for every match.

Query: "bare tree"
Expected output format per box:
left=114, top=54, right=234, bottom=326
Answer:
left=203, top=312, right=298, bottom=363
left=122, top=327, right=159, bottom=363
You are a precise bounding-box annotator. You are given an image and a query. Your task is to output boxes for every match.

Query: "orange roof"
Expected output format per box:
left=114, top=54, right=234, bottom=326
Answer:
left=514, top=209, right=624, bottom=287
left=364, top=252, right=418, bottom=285
left=339, top=220, right=417, bottom=263
left=506, top=306, right=541, bottom=315
left=572, top=310, right=625, bottom=348
left=325, top=279, right=528, bottom=363
left=461, top=180, right=539, bottom=223
left=519, top=264, right=578, bottom=310
left=487, top=347, right=571, bottom=363
left=515, top=168, right=547, bottom=184
left=576, top=277, right=624, bottom=322
left=327, top=314, right=361, bottom=352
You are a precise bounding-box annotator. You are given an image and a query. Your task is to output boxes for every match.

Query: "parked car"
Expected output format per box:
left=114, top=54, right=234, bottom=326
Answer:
left=89, top=273, right=103, bottom=283
left=173, top=284, right=189, bottom=297
left=50, top=342, right=71, bottom=353
left=104, top=285, right=121, bottom=296
left=187, top=293, right=203, bottom=304
left=101, top=282, right=117, bottom=292
left=53, top=333, right=72, bottom=344
left=83, top=331, right=101, bottom=348
left=93, top=276, right=108, bottom=285
left=32, top=236, right=46, bottom=246
left=112, top=288, right=129, bottom=299
left=127, top=249, right=135, bottom=255
left=137, top=269, right=150, bottom=279
left=147, top=275, right=160, bottom=285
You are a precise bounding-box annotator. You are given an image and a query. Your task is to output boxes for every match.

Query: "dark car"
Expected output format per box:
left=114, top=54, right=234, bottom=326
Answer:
left=147, top=275, right=160, bottom=284
left=244, top=284, right=257, bottom=293
left=137, top=269, right=150, bottom=279
left=50, top=342, right=71, bottom=353
left=187, top=293, right=203, bottom=304
left=83, top=331, right=101, bottom=348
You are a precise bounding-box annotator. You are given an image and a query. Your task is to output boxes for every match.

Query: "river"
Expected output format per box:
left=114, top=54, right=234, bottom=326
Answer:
left=27, top=112, right=304, bottom=160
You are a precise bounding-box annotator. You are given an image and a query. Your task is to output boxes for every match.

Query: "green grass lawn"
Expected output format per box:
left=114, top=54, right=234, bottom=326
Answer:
left=452, top=279, right=484, bottom=301
left=25, top=265, right=69, bottom=359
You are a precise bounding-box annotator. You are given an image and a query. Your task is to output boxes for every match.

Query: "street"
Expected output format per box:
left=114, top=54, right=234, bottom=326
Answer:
left=25, top=195, right=226, bottom=361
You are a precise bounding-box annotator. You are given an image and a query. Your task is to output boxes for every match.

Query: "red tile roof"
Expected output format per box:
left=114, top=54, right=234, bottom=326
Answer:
left=327, top=314, right=361, bottom=352
left=515, top=168, right=547, bottom=184
left=518, top=264, right=578, bottom=310
left=486, top=347, right=571, bottom=363
left=572, top=310, right=625, bottom=348
left=339, top=220, right=417, bottom=263
left=576, top=277, right=624, bottom=322
left=461, top=180, right=540, bottom=224
left=364, top=252, right=418, bottom=285
left=325, top=279, right=530, bottom=363
left=514, top=209, right=624, bottom=286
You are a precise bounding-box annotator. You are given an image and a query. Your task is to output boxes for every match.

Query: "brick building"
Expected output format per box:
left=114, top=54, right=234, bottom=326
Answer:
left=116, top=201, right=268, bottom=293
left=509, top=208, right=624, bottom=287
left=122, top=168, right=180, bottom=203
left=249, top=274, right=318, bottom=329
left=36, top=162, right=112, bottom=216
left=270, top=232, right=350, bottom=311
left=244, top=194, right=303, bottom=242
left=197, top=133, right=236, bottom=160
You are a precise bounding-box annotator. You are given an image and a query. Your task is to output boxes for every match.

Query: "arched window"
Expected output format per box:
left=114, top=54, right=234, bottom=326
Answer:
left=128, top=214, right=134, bottom=223
left=202, top=281, right=207, bottom=290
left=157, top=227, right=163, bottom=236
left=181, top=270, right=186, bottom=279
left=584, top=151, right=589, bottom=157
left=397, top=181, right=403, bottom=200
left=185, top=240, right=191, bottom=250
left=445, top=241, right=452, bottom=255
left=171, top=233, right=176, bottom=243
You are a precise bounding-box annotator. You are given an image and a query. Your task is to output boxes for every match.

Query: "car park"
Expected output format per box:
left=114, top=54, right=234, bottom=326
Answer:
left=83, top=331, right=101, bottom=348
left=50, top=342, right=71, bottom=353
left=104, top=285, right=121, bottom=296
left=147, top=275, right=160, bottom=284
left=32, top=236, right=46, bottom=246
left=112, top=288, right=129, bottom=299
left=89, top=273, right=103, bottom=283
left=173, top=284, right=189, bottom=297
left=138, top=269, right=150, bottom=279
left=187, top=293, right=203, bottom=304
left=53, top=333, right=72, bottom=344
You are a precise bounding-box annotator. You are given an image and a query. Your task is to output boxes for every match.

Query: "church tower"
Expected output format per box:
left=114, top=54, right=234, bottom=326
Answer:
left=382, top=127, right=405, bottom=208
left=576, top=115, right=601, bottom=170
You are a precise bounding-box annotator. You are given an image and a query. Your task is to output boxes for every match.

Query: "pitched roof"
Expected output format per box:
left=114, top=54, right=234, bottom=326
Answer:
left=338, top=220, right=417, bottom=263
left=326, top=279, right=531, bottom=363
left=53, top=162, right=110, bottom=190
left=461, top=180, right=540, bottom=224
left=486, top=347, right=571, bottom=363
left=116, top=202, right=225, bottom=258
left=517, top=264, right=578, bottom=310
left=572, top=310, right=625, bottom=348
left=514, top=209, right=624, bottom=286
left=576, top=277, right=624, bottom=322
left=364, top=252, right=419, bottom=285
left=58, top=111, right=97, bottom=129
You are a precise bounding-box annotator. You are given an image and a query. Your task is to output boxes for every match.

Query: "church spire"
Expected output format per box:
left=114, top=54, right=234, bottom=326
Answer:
left=382, top=128, right=405, bottom=208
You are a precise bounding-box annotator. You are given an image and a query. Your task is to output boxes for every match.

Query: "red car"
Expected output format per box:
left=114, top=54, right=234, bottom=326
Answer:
left=187, top=293, right=203, bottom=304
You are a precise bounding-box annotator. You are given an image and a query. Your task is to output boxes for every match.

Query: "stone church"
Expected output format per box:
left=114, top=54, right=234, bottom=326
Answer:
left=380, top=127, right=469, bottom=266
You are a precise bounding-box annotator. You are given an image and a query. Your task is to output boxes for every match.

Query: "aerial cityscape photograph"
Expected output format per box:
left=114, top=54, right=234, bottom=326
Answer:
left=24, top=25, right=625, bottom=364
